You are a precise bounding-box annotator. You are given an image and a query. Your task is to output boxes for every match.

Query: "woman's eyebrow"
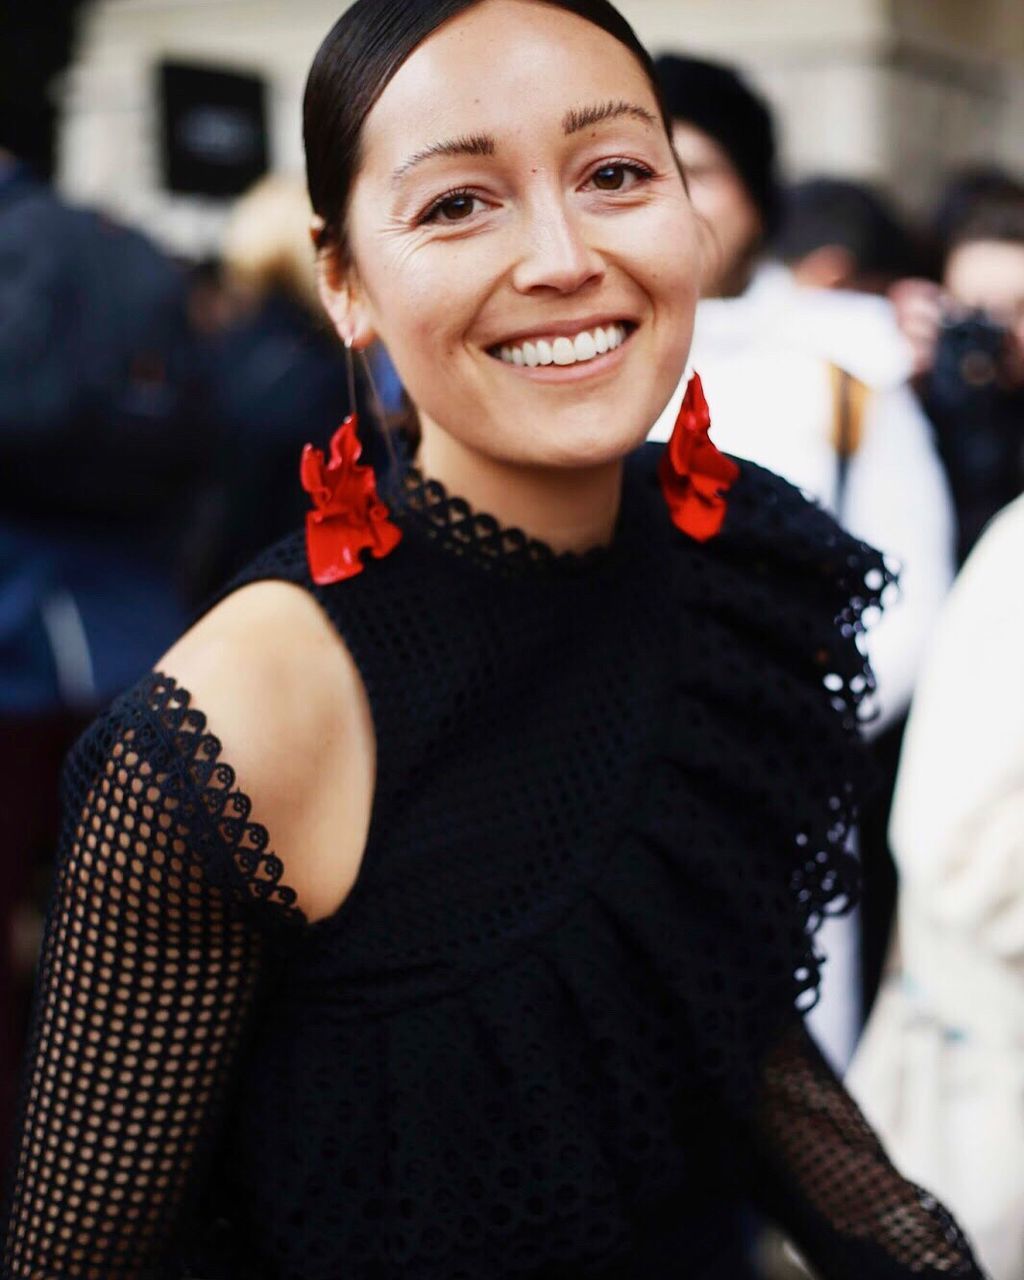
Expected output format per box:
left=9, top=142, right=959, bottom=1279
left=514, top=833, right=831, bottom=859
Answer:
left=391, top=101, right=655, bottom=184
left=562, top=100, right=657, bottom=133
left=392, top=133, right=496, bottom=182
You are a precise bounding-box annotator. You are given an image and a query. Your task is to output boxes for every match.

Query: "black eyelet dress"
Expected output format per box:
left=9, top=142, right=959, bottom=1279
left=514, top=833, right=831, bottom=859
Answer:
left=1, top=445, right=983, bottom=1279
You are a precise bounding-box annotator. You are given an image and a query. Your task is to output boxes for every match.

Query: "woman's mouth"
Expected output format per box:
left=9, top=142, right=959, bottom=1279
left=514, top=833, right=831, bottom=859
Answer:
left=489, top=322, right=633, bottom=369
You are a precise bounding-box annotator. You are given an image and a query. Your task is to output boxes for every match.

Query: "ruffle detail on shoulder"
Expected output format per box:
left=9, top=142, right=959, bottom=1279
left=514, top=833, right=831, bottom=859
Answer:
left=62, top=672, right=305, bottom=931
left=708, top=454, right=892, bottom=737
left=593, top=456, right=891, bottom=1096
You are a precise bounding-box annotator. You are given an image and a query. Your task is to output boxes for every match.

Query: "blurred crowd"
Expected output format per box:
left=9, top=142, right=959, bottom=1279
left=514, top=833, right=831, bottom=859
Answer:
left=2, top=40, right=1024, bottom=1280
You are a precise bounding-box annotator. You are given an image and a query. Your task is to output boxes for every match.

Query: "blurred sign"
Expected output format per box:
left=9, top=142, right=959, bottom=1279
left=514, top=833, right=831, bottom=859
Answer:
left=158, top=61, right=268, bottom=198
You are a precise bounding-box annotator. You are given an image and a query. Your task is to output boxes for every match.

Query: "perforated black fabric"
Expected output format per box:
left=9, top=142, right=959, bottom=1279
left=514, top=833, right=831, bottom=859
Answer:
left=748, top=1023, right=978, bottom=1278
left=2, top=446, right=982, bottom=1278
left=1, top=679, right=301, bottom=1279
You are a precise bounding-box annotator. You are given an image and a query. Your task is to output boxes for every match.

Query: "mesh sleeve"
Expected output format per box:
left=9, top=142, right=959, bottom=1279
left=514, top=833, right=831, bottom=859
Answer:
left=745, top=1021, right=984, bottom=1279
left=1, top=675, right=302, bottom=1279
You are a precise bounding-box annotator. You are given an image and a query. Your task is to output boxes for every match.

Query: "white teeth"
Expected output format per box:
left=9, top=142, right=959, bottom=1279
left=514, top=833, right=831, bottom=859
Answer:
left=496, top=324, right=626, bottom=368
left=574, top=331, right=596, bottom=361
left=552, top=337, right=576, bottom=366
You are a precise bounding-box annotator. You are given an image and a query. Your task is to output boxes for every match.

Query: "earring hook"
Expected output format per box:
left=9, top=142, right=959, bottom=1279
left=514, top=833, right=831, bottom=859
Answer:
left=343, top=334, right=357, bottom=427
left=355, top=343, right=401, bottom=473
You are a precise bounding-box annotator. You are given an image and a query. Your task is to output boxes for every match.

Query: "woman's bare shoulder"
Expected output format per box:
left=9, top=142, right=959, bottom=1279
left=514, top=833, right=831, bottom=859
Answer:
left=158, top=580, right=375, bottom=922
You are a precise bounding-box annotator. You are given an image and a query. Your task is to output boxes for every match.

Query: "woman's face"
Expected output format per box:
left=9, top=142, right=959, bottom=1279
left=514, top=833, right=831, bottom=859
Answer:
left=944, top=239, right=1024, bottom=386
left=670, top=121, right=763, bottom=298
left=331, top=0, right=698, bottom=470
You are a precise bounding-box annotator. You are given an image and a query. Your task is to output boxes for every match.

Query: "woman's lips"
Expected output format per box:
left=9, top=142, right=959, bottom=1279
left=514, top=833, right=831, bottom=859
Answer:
left=489, top=321, right=633, bottom=369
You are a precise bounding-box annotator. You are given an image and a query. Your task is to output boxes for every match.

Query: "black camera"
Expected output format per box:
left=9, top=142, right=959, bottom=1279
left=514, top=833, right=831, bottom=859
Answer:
left=932, top=309, right=1008, bottom=404
left=925, top=307, right=1022, bottom=563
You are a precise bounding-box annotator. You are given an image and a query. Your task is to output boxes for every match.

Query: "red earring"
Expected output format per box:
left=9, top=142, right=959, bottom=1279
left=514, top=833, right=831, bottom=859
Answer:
left=300, top=341, right=402, bottom=584
left=658, top=371, right=739, bottom=542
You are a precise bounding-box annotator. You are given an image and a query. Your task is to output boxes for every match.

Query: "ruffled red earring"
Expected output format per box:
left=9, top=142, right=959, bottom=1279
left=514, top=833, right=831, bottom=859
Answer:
left=658, top=371, right=739, bottom=542
left=300, top=411, right=402, bottom=585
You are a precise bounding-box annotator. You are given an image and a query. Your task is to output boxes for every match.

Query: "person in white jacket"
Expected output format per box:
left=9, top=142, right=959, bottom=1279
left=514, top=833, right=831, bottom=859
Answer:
left=650, top=54, right=956, bottom=1075
left=847, top=492, right=1024, bottom=1280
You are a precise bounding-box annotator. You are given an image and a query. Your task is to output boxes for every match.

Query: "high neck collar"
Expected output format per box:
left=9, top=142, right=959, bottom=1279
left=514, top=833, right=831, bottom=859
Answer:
left=383, top=444, right=639, bottom=579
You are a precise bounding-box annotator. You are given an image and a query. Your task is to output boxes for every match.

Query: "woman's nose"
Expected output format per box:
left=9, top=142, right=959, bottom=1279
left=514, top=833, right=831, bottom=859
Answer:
left=510, top=198, right=605, bottom=296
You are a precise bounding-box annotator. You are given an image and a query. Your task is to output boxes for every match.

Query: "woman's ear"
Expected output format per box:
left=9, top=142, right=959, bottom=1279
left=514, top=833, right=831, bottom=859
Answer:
left=315, top=244, right=377, bottom=350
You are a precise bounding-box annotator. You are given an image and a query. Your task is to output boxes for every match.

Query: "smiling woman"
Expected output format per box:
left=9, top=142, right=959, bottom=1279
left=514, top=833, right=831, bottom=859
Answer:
left=0, top=2, right=986, bottom=1279
left=313, top=0, right=697, bottom=503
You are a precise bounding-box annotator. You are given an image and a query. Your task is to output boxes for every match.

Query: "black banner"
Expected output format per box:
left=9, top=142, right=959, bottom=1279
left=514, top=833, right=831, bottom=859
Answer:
left=158, top=60, right=268, bottom=198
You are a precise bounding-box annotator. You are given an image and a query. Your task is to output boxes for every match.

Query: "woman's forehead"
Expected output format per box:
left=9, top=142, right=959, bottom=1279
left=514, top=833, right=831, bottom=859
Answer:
left=358, top=0, right=657, bottom=169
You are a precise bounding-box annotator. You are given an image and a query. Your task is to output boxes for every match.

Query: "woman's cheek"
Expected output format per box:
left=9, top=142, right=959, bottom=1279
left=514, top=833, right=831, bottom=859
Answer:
left=383, top=250, right=475, bottom=348
left=652, top=201, right=700, bottom=271
left=612, top=199, right=697, bottom=276
left=371, top=282, right=443, bottom=365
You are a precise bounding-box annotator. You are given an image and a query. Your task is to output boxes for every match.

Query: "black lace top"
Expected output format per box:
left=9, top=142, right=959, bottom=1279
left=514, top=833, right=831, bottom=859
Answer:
left=2, top=446, right=982, bottom=1279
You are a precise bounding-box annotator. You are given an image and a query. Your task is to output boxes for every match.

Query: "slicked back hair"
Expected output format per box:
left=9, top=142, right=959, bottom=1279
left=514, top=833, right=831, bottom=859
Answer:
left=303, top=0, right=673, bottom=261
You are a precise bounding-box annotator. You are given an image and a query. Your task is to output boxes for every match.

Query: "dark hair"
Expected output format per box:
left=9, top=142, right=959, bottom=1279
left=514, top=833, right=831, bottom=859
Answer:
left=773, top=177, right=920, bottom=282
left=303, top=0, right=673, bottom=260
left=945, top=191, right=1024, bottom=258
left=652, top=53, right=779, bottom=236
left=931, top=167, right=1024, bottom=258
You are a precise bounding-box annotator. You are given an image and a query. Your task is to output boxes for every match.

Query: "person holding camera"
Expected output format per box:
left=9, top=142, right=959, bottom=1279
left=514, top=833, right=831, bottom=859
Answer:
left=891, top=183, right=1024, bottom=565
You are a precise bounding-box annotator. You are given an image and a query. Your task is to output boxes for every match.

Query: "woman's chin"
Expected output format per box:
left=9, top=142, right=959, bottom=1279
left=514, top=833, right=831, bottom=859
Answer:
left=524, top=422, right=654, bottom=471
left=417, top=388, right=668, bottom=473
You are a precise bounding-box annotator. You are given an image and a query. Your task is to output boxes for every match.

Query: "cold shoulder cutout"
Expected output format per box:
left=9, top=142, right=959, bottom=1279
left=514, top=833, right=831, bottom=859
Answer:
left=158, top=578, right=377, bottom=924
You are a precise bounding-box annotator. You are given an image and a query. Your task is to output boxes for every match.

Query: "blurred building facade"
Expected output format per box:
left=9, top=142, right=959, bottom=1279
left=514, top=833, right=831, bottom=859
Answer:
left=57, top=0, right=1024, bottom=258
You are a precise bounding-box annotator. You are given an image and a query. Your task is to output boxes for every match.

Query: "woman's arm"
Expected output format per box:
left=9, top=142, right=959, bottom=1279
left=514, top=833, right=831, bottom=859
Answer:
left=2, top=581, right=372, bottom=1277
left=742, top=1020, right=984, bottom=1279
left=2, top=677, right=297, bottom=1278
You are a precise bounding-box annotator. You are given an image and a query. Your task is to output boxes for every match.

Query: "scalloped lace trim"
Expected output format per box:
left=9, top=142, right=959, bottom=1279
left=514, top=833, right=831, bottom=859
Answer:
left=139, top=672, right=306, bottom=925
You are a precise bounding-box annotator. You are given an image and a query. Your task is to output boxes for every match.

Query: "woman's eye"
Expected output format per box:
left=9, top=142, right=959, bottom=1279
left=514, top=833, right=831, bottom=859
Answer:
left=588, top=162, right=654, bottom=193
left=593, top=165, right=627, bottom=191
left=422, top=191, right=480, bottom=224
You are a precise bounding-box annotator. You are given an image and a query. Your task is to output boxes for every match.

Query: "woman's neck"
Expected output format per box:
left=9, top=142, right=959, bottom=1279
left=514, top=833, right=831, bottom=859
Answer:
left=415, top=422, right=623, bottom=555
